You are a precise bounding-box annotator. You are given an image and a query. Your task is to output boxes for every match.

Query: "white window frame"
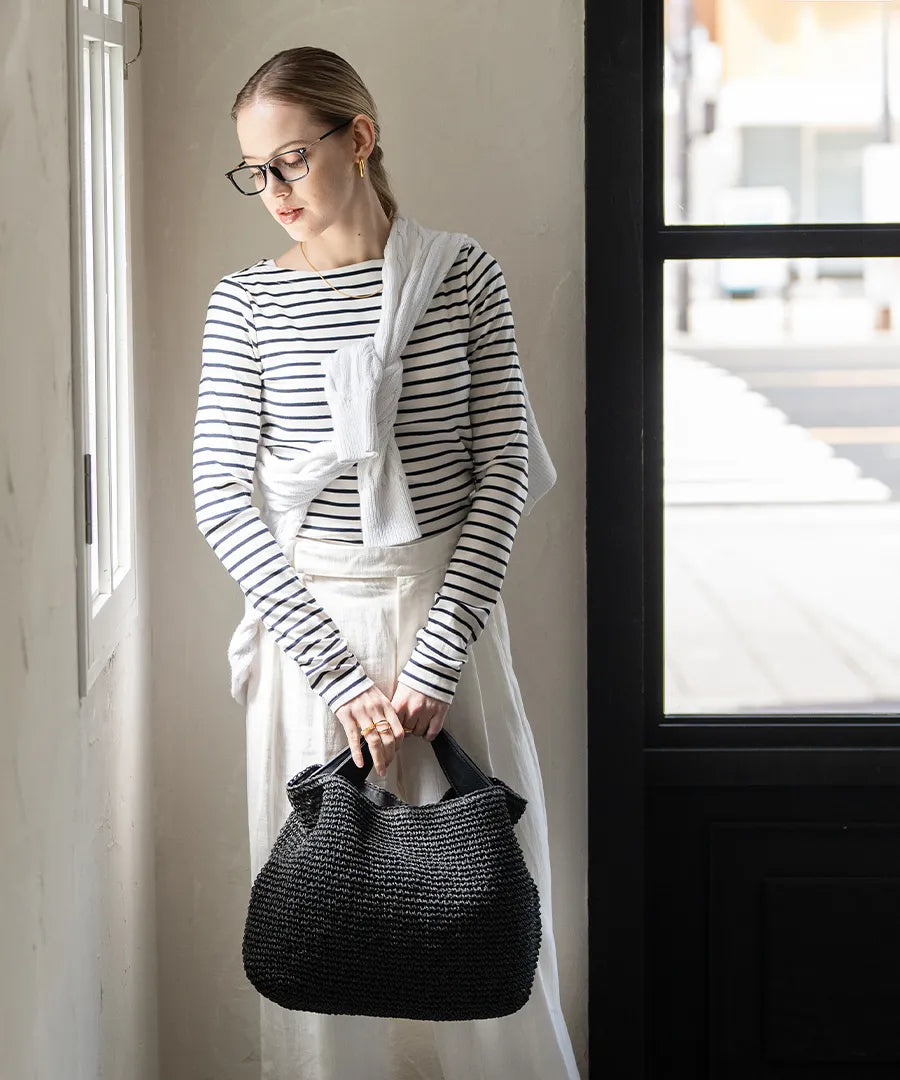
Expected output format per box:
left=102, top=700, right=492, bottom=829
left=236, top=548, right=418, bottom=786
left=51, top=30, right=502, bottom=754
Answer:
left=68, top=0, right=139, bottom=697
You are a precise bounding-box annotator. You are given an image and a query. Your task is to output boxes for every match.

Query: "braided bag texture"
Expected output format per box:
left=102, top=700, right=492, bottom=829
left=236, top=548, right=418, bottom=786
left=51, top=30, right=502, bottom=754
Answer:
left=242, top=757, right=541, bottom=1020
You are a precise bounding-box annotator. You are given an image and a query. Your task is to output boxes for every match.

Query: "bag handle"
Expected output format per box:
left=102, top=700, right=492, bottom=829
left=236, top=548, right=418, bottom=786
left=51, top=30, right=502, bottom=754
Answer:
left=312, top=725, right=493, bottom=796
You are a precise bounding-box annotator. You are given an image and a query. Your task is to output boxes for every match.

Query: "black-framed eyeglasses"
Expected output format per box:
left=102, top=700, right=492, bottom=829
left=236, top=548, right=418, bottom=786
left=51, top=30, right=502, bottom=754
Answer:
left=225, top=118, right=353, bottom=196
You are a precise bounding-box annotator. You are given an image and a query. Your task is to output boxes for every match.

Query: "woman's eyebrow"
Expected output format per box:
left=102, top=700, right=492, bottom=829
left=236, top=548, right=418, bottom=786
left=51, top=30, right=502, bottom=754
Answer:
left=240, top=138, right=309, bottom=164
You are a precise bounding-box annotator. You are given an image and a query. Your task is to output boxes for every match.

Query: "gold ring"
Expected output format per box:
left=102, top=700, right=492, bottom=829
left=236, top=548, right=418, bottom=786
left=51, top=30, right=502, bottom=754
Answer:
left=359, top=723, right=376, bottom=737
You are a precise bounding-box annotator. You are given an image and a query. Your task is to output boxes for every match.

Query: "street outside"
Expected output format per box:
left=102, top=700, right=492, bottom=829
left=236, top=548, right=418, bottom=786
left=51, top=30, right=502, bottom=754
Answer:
left=664, top=290, right=900, bottom=715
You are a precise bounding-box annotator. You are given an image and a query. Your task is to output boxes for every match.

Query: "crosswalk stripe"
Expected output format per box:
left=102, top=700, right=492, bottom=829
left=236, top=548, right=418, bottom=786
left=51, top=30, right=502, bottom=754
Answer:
left=808, top=427, right=900, bottom=444
left=747, top=369, right=900, bottom=388
left=664, top=351, right=892, bottom=503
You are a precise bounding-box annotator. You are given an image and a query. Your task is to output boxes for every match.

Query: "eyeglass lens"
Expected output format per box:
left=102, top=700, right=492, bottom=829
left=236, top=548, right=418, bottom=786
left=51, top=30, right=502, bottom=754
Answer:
left=231, top=150, right=309, bottom=194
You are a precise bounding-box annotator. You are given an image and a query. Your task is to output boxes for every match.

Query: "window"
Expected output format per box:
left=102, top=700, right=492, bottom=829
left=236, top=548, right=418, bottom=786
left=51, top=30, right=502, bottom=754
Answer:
left=652, top=0, right=900, bottom=745
left=68, top=0, right=138, bottom=694
left=663, top=255, right=900, bottom=717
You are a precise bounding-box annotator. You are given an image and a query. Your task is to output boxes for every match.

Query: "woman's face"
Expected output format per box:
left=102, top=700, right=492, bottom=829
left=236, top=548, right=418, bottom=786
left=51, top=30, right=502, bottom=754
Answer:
left=235, top=99, right=357, bottom=240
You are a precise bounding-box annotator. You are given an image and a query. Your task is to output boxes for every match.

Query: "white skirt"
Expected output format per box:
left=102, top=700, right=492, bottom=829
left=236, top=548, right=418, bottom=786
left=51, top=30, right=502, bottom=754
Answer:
left=245, top=521, right=581, bottom=1080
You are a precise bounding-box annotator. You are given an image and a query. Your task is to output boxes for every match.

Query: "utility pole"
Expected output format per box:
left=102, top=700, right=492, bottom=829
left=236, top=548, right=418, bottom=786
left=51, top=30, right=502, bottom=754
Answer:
left=670, top=0, right=694, bottom=333
left=877, top=2, right=893, bottom=329
left=880, top=2, right=892, bottom=144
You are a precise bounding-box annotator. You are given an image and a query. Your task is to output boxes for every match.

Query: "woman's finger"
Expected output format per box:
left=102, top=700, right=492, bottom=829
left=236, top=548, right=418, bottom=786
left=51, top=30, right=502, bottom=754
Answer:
left=363, top=719, right=388, bottom=775
left=407, top=711, right=432, bottom=738
left=382, top=707, right=407, bottom=742
left=424, top=706, right=448, bottom=741
left=373, top=717, right=403, bottom=776
left=351, top=719, right=368, bottom=768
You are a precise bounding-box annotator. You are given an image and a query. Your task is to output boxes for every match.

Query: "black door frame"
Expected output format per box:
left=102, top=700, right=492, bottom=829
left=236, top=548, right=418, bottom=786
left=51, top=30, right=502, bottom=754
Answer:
left=587, top=1, right=900, bottom=1074
left=586, top=1, right=647, bottom=1072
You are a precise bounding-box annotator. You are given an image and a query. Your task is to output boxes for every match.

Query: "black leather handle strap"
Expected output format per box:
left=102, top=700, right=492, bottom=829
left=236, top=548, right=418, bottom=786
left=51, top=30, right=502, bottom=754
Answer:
left=314, top=725, right=492, bottom=796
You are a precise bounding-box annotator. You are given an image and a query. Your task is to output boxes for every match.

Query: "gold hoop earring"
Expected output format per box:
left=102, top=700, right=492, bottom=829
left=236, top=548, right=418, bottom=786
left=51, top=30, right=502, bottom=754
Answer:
left=357, top=158, right=366, bottom=178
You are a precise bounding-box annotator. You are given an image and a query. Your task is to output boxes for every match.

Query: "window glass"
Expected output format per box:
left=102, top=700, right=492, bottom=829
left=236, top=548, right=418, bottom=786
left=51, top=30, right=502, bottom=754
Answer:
left=664, top=0, right=900, bottom=225
left=664, top=256, right=900, bottom=714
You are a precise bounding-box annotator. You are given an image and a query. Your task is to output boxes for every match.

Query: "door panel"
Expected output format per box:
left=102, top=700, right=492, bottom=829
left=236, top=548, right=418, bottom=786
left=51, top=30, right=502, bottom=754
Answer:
left=647, top=788, right=900, bottom=1077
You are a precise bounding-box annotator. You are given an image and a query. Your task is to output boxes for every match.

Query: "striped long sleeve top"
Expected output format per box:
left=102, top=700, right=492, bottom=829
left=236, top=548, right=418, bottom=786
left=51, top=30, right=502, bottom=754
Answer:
left=192, top=236, right=529, bottom=712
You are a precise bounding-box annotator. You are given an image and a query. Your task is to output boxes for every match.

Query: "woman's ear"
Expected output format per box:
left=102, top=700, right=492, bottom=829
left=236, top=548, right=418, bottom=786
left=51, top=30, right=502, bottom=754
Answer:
left=350, top=113, right=377, bottom=159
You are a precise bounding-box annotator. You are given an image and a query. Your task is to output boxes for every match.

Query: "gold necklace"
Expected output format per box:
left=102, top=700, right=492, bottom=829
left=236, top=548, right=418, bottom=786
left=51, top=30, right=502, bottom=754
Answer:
left=299, top=241, right=383, bottom=299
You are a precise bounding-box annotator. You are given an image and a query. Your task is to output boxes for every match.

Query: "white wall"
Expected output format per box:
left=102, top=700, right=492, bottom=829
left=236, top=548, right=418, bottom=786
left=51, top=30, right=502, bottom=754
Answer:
left=0, top=1, right=158, bottom=1078
left=143, top=3, right=586, bottom=1078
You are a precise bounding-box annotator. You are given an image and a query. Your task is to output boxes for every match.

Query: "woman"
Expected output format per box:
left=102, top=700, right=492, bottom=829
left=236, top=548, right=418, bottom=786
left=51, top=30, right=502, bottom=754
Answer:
left=192, top=45, right=580, bottom=1080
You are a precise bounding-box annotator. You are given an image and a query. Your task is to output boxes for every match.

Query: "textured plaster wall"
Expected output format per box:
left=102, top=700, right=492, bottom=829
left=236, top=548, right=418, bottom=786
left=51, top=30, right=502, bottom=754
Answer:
left=0, top=1, right=158, bottom=1077
left=143, top=3, right=587, bottom=1077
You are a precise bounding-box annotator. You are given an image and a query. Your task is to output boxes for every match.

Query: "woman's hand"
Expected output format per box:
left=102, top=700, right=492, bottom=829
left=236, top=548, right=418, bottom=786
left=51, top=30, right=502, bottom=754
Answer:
left=333, top=684, right=451, bottom=777
left=334, top=685, right=406, bottom=776
left=390, top=683, right=450, bottom=742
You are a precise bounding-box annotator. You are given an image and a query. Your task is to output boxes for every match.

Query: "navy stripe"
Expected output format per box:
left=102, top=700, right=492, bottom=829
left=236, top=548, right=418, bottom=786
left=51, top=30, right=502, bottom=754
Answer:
left=192, top=235, right=530, bottom=706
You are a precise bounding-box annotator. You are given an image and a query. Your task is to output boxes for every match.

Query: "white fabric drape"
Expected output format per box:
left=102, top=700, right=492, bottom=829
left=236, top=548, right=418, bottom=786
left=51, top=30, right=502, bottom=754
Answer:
left=245, top=523, right=581, bottom=1080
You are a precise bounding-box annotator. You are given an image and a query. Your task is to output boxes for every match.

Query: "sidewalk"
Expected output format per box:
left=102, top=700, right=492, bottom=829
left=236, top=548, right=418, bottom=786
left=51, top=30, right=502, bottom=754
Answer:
left=664, top=351, right=900, bottom=715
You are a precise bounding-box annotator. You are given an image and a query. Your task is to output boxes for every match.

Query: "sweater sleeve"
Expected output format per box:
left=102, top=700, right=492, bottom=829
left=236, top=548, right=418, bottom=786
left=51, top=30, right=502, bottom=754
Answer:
left=192, top=276, right=376, bottom=712
left=395, top=241, right=529, bottom=703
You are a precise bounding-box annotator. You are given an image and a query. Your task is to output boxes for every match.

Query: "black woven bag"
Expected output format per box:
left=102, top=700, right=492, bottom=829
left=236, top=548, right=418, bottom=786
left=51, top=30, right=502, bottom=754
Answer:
left=242, top=726, right=541, bottom=1021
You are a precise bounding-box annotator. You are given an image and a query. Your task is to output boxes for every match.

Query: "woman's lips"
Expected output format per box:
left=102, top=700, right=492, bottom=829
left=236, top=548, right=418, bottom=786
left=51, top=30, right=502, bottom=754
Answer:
left=277, top=207, right=303, bottom=222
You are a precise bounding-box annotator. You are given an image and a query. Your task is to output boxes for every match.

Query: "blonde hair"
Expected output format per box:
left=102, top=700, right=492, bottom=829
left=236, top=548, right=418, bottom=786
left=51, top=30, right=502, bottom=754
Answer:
left=231, top=47, right=398, bottom=222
